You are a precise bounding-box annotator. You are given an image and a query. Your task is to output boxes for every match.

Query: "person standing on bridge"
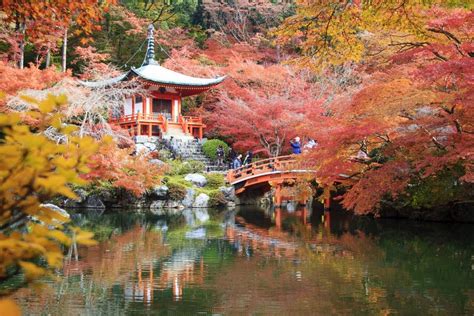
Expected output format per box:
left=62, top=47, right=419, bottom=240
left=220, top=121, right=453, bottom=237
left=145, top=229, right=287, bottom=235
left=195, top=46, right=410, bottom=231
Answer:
left=233, top=154, right=242, bottom=169
left=290, top=137, right=302, bottom=154
left=243, top=150, right=253, bottom=165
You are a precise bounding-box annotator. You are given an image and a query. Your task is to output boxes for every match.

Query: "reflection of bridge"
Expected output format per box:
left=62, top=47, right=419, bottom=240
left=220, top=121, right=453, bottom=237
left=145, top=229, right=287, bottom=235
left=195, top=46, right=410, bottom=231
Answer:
left=226, top=155, right=322, bottom=206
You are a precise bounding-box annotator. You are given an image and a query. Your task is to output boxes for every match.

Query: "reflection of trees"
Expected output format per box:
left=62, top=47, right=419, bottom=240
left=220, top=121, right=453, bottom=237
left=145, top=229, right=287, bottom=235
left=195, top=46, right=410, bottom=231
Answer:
left=10, top=209, right=474, bottom=315
left=11, top=212, right=216, bottom=314
left=220, top=206, right=474, bottom=314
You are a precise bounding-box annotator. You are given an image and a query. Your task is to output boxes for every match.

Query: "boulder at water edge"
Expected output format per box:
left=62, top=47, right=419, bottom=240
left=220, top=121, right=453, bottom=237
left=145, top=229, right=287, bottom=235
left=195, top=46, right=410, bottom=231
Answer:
left=181, top=188, right=195, bottom=208
left=219, top=186, right=236, bottom=201
left=152, top=185, right=168, bottom=199
left=184, top=173, right=207, bottom=187
left=193, top=193, right=210, bottom=208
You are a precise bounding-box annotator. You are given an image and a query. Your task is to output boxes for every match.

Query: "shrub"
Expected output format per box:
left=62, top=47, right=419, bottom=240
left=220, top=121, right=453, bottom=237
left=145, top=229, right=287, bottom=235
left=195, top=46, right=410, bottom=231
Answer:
left=202, top=139, right=229, bottom=161
left=168, top=160, right=205, bottom=175
left=208, top=190, right=227, bottom=207
left=167, top=182, right=187, bottom=201
left=205, top=173, right=225, bottom=189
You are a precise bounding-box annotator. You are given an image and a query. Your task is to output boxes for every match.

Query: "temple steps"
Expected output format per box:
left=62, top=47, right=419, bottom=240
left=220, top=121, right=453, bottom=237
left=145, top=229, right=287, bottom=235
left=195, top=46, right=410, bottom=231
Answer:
left=168, top=139, right=229, bottom=173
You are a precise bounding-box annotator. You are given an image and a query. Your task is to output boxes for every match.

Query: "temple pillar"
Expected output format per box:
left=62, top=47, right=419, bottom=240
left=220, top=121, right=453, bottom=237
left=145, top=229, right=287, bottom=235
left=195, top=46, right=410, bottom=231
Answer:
left=173, top=99, right=179, bottom=122
left=275, top=183, right=282, bottom=206
left=198, top=127, right=203, bottom=139
left=148, top=124, right=152, bottom=137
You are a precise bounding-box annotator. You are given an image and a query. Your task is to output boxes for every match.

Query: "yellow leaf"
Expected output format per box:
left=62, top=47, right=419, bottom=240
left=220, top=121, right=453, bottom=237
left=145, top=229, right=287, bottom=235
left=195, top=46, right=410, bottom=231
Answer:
left=19, top=261, right=47, bottom=281
left=47, top=230, right=70, bottom=245
left=0, top=299, right=21, bottom=316
left=45, top=251, right=63, bottom=268
left=75, top=230, right=97, bottom=246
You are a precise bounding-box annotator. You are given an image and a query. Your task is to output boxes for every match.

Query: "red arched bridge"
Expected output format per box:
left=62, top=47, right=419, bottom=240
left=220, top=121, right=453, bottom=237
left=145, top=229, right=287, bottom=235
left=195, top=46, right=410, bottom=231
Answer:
left=226, top=155, right=323, bottom=206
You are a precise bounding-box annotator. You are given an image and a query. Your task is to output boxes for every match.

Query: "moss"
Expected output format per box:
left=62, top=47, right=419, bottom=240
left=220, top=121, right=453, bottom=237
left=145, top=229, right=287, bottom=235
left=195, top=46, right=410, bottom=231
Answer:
left=205, top=173, right=225, bottom=189
left=168, top=160, right=205, bottom=175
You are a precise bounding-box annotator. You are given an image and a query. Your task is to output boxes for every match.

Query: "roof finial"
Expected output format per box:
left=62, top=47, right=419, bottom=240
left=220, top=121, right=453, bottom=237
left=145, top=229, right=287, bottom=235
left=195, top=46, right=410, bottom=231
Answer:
left=142, top=24, right=157, bottom=66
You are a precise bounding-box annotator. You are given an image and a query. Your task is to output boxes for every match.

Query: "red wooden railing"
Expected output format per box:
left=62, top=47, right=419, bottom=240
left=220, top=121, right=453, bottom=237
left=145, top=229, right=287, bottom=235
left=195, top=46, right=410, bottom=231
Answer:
left=110, top=113, right=166, bottom=124
left=182, top=116, right=203, bottom=124
left=110, top=113, right=204, bottom=136
left=226, top=155, right=298, bottom=184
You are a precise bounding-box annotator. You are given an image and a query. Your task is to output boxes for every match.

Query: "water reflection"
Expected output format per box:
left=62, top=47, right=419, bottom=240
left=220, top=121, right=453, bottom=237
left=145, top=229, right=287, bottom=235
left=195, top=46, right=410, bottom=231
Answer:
left=8, top=206, right=474, bottom=315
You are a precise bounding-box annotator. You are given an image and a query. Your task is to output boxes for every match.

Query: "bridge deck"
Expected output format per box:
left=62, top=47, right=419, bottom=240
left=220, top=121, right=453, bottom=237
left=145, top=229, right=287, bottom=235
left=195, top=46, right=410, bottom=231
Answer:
left=226, top=155, right=314, bottom=193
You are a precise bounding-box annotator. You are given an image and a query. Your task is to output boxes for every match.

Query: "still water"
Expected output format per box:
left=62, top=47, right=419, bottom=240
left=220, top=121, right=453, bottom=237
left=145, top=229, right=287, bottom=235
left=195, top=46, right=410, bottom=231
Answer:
left=8, top=206, right=474, bottom=315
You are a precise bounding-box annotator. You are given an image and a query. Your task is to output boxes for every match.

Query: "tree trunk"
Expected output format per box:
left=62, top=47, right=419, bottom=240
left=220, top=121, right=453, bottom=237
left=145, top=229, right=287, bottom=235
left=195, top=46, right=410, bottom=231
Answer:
left=45, top=43, right=51, bottom=68
left=18, top=23, right=26, bottom=69
left=61, top=28, right=68, bottom=72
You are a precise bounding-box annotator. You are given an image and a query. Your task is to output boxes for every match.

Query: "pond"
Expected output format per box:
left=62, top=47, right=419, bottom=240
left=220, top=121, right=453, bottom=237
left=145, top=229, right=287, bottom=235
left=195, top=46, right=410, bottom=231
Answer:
left=6, top=206, right=474, bottom=315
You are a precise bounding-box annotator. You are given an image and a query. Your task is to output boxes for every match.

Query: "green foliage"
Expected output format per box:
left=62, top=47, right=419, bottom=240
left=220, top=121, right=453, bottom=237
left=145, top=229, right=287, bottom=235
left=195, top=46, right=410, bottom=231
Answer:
left=168, top=160, right=205, bottom=175
left=205, top=173, right=225, bottom=189
left=202, top=139, right=229, bottom=161
left=407, top=165, right=470, bottom=209
left=208, top=190, right=227, bottom=207
left=167, top=182, right=187, bottom=201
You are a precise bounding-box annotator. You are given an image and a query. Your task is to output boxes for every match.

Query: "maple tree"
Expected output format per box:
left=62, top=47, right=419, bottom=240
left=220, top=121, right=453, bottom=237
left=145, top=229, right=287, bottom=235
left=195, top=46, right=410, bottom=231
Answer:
left=0, top=62, right=66, bottom=109
left=0, top=0, right=114, bottom=69
left=294, top=6, right=474, bottom=215
left=84, top=142, right=164, bottom=197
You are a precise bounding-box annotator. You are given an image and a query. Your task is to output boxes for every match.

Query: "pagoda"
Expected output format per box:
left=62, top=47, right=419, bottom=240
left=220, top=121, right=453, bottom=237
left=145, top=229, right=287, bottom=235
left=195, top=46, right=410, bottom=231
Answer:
left=83, top=24, right=225, bottom=139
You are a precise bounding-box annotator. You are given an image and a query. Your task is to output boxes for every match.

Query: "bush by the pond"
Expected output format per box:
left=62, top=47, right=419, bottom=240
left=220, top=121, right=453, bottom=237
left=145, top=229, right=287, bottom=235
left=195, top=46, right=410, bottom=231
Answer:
left=208, top=190, right=227, bottom=207
left=168, top=160, right=205, bottom=175
left=167, top=182, right=187, bottom=200
left=202, top=139, right=229, bottom=161
left=205, top=173, right=225, bottom=189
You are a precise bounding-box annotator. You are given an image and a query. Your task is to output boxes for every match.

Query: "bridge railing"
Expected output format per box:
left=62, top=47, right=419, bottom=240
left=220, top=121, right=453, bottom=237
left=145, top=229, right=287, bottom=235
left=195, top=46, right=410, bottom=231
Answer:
left=226, top=155, right=297, bottom=184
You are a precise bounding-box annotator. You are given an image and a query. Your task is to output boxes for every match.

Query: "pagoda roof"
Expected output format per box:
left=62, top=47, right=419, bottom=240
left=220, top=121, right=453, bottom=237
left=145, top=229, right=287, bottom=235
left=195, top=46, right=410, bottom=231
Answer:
left=80, top=24, right=225, bottom=90
left=130, top=64, right=225, bottom=87
left=80, top=66, right=225, bottom=89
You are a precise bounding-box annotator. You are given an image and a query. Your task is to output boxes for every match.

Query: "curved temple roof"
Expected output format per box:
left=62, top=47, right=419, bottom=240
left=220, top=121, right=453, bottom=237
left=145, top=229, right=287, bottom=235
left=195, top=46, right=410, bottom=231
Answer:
left=131, top=64, right=225, bottom=87
left=80, top=66, right=225, bottom=89
left=80, top=24, right=225, bottom=89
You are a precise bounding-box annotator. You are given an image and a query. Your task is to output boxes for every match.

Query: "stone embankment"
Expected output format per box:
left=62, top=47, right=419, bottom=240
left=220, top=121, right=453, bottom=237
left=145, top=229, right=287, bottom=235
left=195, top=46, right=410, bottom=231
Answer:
left=60, top=175, right=237, bottom=211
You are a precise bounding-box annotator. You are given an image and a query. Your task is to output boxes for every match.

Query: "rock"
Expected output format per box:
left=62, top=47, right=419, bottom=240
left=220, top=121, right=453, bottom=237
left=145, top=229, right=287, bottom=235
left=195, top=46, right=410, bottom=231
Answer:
left=63, top=188, right=88, bottom=208
left=193, top=193, right=210, bottom=208
left=219, top=186, right=236, bottom=202
left=152, top=185, right=168, bottom=199
left=181, top=188, right=195, bottom=208
left=226, top=201, right=236, bottom=208
left=150, top=200, right=166, bottom=209
left=84, top=195, right=105, bottom=210
left=144, top=142, right=157, bottom=151
left=134, top=136, right=159, bottom=144
left=40, top=204, right=70, bottom=222
left=149, top=159, right=165, bottom=166
left=185, top=173, right=207, bottom=187
left=165, top=200, right=183, bottom=209
left=135, top=144, right=148, bottom=154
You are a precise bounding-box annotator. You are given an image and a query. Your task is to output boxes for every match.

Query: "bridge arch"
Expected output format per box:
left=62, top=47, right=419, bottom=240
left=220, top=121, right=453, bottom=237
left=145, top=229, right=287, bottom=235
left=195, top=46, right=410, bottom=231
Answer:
left=226, top=155, right=317, bottom=205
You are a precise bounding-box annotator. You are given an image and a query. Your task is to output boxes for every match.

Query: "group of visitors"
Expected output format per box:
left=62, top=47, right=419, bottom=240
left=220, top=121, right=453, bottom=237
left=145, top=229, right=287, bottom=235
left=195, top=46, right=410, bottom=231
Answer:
left=216, top=145, right=253, bottom=170
left=289, top=137, right=318, bottom=155
left=215, top=137, right=316, bottom=170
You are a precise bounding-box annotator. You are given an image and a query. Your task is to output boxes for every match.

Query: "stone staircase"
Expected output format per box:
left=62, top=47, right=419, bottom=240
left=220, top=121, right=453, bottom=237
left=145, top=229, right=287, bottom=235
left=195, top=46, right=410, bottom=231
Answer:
left=169, top=139, right=227, bottom=173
